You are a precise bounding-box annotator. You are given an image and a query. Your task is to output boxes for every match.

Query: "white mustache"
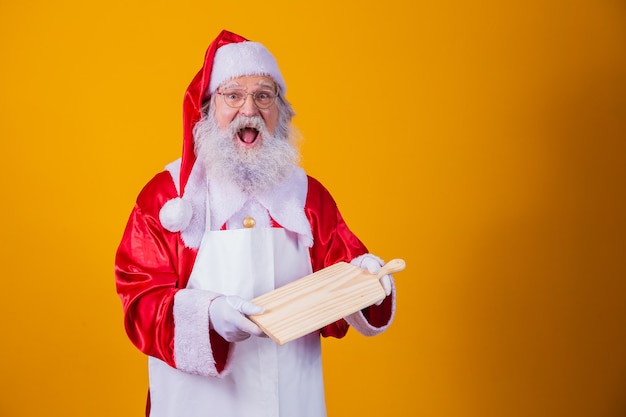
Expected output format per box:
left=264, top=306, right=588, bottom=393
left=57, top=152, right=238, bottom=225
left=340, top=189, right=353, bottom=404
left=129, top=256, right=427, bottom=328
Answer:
left=228, top=115, right=266, bottom=136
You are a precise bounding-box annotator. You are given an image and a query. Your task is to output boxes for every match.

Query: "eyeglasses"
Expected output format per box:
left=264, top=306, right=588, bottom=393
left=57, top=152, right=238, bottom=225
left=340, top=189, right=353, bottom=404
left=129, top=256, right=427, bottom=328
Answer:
left=216, top=88, right=278, bottom=109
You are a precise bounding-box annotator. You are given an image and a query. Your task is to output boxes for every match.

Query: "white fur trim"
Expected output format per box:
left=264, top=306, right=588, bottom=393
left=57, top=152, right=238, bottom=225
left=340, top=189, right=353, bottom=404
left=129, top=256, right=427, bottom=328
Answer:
left=344, top=254, right=397, bottom=336
left=173, top=289, right=228, bottom=377
left=159, top=197, right=193, bottom=232
left=208, top=41, right=286, bottom=94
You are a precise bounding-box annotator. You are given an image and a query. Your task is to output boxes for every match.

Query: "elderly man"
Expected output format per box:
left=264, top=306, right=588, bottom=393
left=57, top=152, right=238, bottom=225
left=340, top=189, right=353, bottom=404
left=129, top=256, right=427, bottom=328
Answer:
left=115, top=30, right=396, bottom=417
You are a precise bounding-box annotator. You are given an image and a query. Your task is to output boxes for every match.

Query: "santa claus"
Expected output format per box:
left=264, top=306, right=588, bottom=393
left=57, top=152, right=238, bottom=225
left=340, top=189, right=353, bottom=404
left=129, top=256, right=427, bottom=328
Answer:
left=115, top=29, right=396, bottom=417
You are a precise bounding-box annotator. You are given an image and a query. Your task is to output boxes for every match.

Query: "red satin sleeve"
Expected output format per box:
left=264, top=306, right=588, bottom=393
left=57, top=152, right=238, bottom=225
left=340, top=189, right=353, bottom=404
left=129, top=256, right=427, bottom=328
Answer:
left=115, top=172, right=197, bottom=367
left=305, top=176, right=372, bottom=339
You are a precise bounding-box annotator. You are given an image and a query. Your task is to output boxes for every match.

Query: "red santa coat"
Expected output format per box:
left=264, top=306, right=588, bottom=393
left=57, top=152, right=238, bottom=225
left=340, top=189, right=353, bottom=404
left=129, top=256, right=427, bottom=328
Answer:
left=115, top=169, right=394, bottom=375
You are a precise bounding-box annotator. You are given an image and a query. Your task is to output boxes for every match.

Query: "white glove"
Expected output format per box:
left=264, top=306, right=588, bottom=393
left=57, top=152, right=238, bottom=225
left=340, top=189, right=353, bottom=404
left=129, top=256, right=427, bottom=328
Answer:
left=359, top=256, right=392, bottom=305
left=209, top=295, right=266, bottom=342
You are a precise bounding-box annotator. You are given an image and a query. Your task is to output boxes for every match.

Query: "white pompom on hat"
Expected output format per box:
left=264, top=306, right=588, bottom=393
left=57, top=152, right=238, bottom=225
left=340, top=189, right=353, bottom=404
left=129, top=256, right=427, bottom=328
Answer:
left=159, top=197, right=193, bottom=232
left=208, top=41, right=286, bottom=95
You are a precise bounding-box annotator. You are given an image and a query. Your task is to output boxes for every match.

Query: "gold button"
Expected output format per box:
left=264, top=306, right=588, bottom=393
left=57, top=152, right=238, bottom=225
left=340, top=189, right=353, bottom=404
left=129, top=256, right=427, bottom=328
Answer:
left=243, top=217, right=256, bottom=228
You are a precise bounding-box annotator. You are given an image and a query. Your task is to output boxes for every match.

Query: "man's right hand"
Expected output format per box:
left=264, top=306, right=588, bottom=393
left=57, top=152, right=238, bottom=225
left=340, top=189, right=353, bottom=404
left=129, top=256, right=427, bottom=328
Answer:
left=209, top=295, right=266, bottom=342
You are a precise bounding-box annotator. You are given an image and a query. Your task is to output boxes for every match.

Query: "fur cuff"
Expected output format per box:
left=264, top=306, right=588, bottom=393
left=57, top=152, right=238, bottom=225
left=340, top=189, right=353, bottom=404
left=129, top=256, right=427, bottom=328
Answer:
left=343, top=286, right=396, bottom=336
left=173, top=289, right=224, bottom=377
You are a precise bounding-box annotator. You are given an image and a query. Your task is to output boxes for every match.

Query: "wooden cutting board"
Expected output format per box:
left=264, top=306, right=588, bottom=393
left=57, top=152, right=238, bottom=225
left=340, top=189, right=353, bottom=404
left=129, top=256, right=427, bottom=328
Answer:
left=248, top=258, right=406, bottom=345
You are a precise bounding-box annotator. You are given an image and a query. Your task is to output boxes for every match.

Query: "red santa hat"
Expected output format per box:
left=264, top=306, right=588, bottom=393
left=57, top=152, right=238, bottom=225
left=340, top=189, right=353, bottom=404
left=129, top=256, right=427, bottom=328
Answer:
left=159, top=30, right=286, bottom=233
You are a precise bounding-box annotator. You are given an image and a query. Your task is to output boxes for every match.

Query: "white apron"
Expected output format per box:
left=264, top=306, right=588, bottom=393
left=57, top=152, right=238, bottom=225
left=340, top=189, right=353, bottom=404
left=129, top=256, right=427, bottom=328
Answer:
left=148, top=206, right=327, bottom=417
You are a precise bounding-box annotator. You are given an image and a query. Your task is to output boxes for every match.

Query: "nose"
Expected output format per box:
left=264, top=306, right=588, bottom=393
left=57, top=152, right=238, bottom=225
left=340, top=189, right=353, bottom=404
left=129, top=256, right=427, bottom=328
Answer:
left=239, top=94, right=260, bottom=117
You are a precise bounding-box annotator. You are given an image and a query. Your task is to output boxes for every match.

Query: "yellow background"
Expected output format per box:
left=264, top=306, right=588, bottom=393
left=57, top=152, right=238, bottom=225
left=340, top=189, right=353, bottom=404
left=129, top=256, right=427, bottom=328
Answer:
left=1, top=0, right=625, bottom=416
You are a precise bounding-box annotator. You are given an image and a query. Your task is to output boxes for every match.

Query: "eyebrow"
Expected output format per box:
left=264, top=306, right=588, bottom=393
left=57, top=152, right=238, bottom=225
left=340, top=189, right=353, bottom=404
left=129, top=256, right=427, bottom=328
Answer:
left=221, top=79, right=276, bottom=90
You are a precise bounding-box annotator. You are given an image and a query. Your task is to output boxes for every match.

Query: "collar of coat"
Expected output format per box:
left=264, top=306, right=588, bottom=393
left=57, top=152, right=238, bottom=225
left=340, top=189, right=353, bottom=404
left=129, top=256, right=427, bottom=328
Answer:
left=163, top=158, right=314, bottom=249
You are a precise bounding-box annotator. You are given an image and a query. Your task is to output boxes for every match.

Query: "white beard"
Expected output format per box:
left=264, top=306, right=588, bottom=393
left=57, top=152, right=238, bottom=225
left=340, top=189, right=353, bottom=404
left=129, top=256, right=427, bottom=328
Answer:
left=193, top=111, right=299, bottom=195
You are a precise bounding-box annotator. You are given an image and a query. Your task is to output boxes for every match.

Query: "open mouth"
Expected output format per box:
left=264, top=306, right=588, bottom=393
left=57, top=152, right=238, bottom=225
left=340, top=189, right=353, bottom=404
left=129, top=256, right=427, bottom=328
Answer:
left=237, top=127, right=260, bottom=145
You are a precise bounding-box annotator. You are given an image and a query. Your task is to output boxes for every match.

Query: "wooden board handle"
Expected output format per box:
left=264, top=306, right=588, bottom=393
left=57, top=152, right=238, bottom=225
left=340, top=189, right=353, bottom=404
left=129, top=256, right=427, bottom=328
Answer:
left=376, top=258, right=406, bottom=279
